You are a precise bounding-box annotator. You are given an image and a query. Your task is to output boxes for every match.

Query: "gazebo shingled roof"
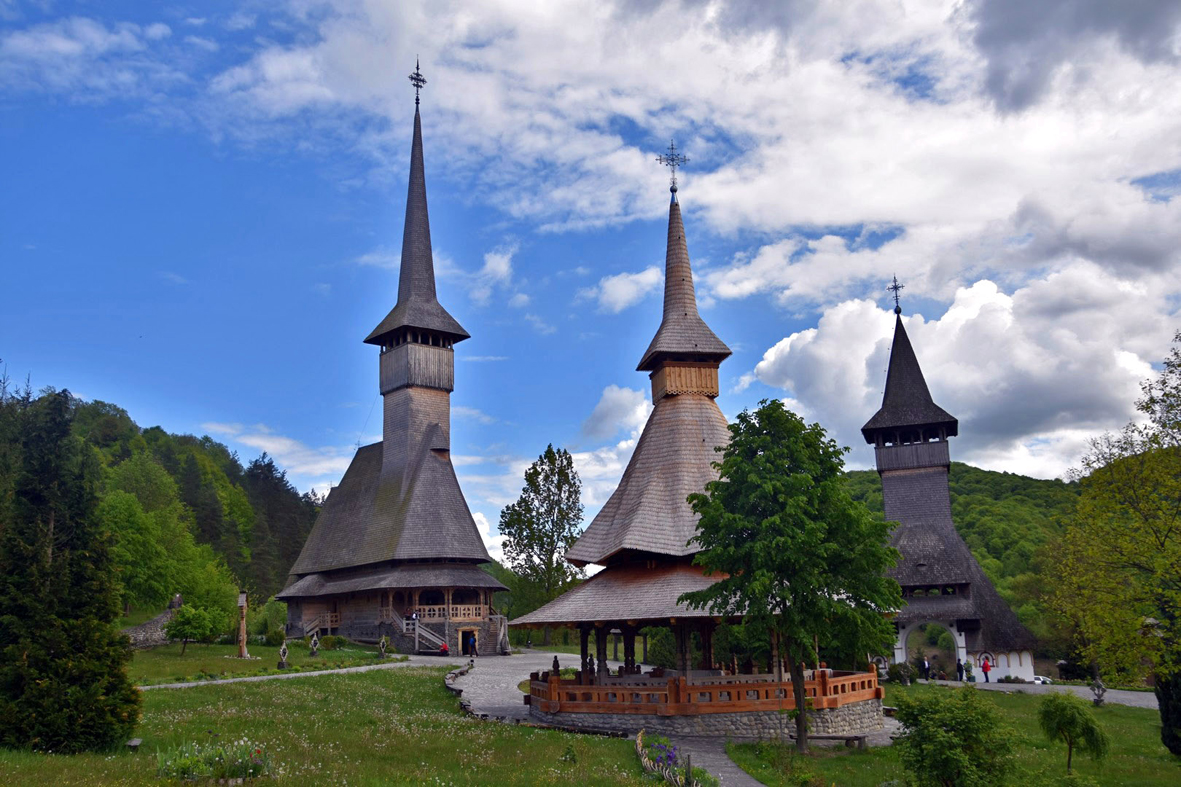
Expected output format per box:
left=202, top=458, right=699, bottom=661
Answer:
left=636, top=195, right=731, bottom=372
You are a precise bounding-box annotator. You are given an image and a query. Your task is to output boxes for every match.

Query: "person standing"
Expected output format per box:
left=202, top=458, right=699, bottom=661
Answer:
left=982, top=657, right=991, bottom=682
left=956, top=658, right=964, bottom=681
left=922, top=657, right=930, bottom=680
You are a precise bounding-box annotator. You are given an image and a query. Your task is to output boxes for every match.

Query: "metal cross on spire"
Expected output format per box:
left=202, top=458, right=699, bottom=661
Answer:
left=656, top=139, right=689, bottom=194
left=888, top=275, right=905, bottom=314
left=409, top=59, right=426, bottom=106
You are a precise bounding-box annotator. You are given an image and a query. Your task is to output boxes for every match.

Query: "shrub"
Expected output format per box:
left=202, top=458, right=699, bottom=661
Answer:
left=998, top=675, right=1028, bottom=684
left=156, top=737, right=273, bottom=780
left=264, top=627, right=285, bottom=647
left=319, top=635, right=347, bottom=651
left=887, top=662, right=916, bottom=684
left=895, top=686, right=1014, bottom=787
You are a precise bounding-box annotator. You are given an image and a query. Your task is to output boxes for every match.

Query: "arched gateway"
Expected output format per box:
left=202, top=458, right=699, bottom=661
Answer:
left=861, top=299, right=1036, bottom=680
left=511, top=161, right=884, bottom=738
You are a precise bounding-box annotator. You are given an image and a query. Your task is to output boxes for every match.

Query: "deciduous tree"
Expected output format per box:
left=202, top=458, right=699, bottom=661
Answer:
left=1038, top=692, right=1109, bottom=774
left=895, top=686, right=1014, bottom=787
left=679, top=399, right=901, bottom=752
left=499, top=444, right=584, bottom=644
left=1050, top=332, right=1181, bottom=755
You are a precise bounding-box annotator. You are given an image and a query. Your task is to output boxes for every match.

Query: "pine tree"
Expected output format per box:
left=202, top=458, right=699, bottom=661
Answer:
left=0, top=391, right=140, bottom=753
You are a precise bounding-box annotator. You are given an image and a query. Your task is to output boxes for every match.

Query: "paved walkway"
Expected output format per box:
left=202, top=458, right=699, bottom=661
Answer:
left=923, top=678, right=1158, bottom=709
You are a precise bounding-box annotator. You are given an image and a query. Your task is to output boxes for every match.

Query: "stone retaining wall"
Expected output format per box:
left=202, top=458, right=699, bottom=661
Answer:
left=122, top=610, right=174, bottom=650
left=529, top=698, right=884, bottom=738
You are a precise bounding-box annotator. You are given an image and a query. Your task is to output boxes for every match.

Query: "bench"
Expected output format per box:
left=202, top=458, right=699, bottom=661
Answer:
left=795, top=733, right=868, bottom=750
left=126, top=738, right=143, bottom=753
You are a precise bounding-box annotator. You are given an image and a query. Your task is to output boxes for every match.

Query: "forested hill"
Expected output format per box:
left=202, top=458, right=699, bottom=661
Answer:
left=0, top=390, right=320, bottom=615
left=845, top=462, right=1079, bottom=636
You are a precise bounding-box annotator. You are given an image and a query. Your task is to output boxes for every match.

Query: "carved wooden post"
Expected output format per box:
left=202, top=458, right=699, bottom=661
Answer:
left=579, top=626, right=590, bottom=684
left=596, top=625, right=609, bottom=684
left=237, top=591, right=248, bottom=659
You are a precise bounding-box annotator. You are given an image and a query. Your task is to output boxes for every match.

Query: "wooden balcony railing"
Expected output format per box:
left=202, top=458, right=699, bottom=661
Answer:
left=413, top=604, right=488, bottom=622
left=526, top=670, right=882, bottom=716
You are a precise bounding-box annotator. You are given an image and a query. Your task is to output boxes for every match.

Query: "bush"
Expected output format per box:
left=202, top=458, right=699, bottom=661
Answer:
left=248, top=597, right=287, bottom=636
left=264, top=627, right=285, bottom=647
left=156, top=737, right=273, bottom=780
left=887, top=662, right=916, bottom=684
left=997, top=675, right=1028, bottom=684
left=895, top=686, right=1014, bottom=787
left=164, top=606, right=214, bottom=655
left=319, top=635, right=347, bottom=651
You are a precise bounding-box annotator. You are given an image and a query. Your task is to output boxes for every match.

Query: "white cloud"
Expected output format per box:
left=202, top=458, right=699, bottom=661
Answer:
left=200, top=421, right=354, bottom=479
left=525, top=313, right=556, bottom=335
left=580, top=266, right=662, bottom=313
left=224, top=13, right=257, bottom=32
left=312, top=282, right=331, bottom=296
left=184, top=35, right=219, bottom=52
left=143, top=23, right=171, bottom=41
left=508, top=292, right=530, bottom=308
left=454, top=405, right=496, bottom=425
left=353, top=248, right=399, bottom=268
left=459, top=355, right=509, bottom=362
left=748, top=272, right=1172, bottom=477
left=159, top=271, right=188, bottom=285
left=581, top=384, right=652, bottom=441
left=472, top=511, right=507, bottom=564
left=468, top=243, right=520, bottom=306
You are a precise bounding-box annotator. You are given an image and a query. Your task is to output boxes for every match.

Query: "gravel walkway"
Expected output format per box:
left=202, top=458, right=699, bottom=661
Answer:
left=923, top=678, right=1158, bottom=709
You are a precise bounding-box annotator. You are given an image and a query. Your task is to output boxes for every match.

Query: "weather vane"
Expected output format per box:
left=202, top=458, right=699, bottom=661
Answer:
left=409, top=59, right=426, bottom=106
left=656, top=139, right=689, bottom=193
left=887, top=275, right=905, bottom=314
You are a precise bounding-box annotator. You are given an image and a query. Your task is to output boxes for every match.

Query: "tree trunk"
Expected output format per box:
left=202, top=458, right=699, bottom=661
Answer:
left=181, top=638, right=188, bottom=656
left=1067, top=741, right=1073, bottom=773
left=1155, top=670, right=1181, bottom=756
left=786, top=651, right=808, bottom=753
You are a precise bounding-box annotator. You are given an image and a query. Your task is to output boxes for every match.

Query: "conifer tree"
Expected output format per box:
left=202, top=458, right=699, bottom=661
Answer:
left=0, top=391, right=140, bottom=752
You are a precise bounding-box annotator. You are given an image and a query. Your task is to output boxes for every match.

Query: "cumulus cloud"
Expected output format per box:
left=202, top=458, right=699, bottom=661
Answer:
left=749, top=272, right=1173, bottom=478
left=581, top=385, right=653, bottom=441
left=201, top=421, right=354, bottom=479
left=525, top=313, right=556, bottom=334
left=579, top=266, right=662, bottom=313
left=467, top=243, right=522, bottom=306
left=454, top=405, right=496, bottom=425
left=472, top=511, right=507, bottom=563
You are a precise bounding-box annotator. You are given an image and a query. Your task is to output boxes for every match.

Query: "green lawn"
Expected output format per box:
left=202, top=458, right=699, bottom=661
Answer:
left=728, top=683, right=1181, bottom=786
left=0, top=666, right=648, bottom=786
left=117, top=607, right=163, bottom=629
left=129, top=642, right=394, bottom=685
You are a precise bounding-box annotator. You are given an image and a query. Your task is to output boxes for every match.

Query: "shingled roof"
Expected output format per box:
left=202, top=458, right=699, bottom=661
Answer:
left=512, top=561, right=725, bottom=626
left=565, top=393, right=730, bottom=567
left=365, top=107, right=469, bottom=346
left=861, top=314, right=957, bottom=442
left=637, top=195, right=731, bottom=372
left=278, top=562, right=504, bottom=600
left=289, top=440, right=491, bottom=575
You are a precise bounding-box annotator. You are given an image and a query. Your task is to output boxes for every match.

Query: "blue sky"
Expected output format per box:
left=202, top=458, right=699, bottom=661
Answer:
left=4, top=1, right=1181, bottom=560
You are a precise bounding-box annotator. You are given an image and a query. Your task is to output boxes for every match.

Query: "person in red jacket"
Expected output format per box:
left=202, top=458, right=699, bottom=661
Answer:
left=982, top=657, right=991, bottom=682
left=440, top=642, right=449, bottom=656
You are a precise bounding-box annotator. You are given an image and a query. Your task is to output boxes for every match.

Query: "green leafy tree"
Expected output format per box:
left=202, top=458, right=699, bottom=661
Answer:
left=1050, top=333, right=1181, bottom=755
left=895, top=686, right=1014, bottom=787
left=679, top=399, right=902, bottom=752
left=499, top=444, right=584, bottom=645
left=0, top=391, right=141, bottom=752
left=1038, top=692, right=1109, bottom=774
left=97, top=491, right=169, bottom=612
left=165, top=606, right=214, bottom=655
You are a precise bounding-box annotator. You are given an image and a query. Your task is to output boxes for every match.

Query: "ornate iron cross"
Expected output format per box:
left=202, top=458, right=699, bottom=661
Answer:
left=656, top=139, right=689, bottom=192
left=888, top=275, right=905, bottom=313
left=409, top=59, right=426, bottom=105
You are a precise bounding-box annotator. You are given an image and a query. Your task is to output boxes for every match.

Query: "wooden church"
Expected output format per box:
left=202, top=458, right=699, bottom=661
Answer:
left=278, top=67, right=507, bottom=656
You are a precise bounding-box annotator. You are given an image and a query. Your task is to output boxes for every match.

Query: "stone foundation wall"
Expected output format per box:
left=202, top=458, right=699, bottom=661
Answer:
left=529, top=698, right=883, bottom=738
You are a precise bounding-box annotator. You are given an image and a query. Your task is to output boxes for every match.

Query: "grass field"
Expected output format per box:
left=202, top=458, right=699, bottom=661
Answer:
left=128, top=642, right=393, bottom=685
left=728, top=683, right=1181, bottom=786
left=0, top=666, right=648, bottom=786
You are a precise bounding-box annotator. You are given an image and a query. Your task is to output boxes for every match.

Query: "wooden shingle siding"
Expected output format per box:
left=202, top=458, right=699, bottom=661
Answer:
left=380, top=342, right=455, bottom=393
left=874, top=441, right=949, bottom=471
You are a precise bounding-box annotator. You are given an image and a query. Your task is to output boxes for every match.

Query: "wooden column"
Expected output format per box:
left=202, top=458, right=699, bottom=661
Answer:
left=642, top=633, right=648, bottom=664
left=613, top=632, right=620, bottom=661
left=596, top=625, right=609, bottom=684
left=445, top=588, right=452, bottom=645
left=701, top=624, right=714, bottom=670
left=580, top=626, right=590, bottom=684
left=673, top=624, right=687, bottom=673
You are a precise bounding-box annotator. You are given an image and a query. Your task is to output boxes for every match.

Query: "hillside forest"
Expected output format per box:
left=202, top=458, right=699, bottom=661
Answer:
left=0, top=379, right=1080, bottom=658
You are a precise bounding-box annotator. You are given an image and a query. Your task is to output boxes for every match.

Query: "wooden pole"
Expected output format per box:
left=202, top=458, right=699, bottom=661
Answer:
left=580, top=626, right=590, bottom=683
left=237, top=591, right=248, bottom=659
left=596, top=626, right=608, bottom=684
